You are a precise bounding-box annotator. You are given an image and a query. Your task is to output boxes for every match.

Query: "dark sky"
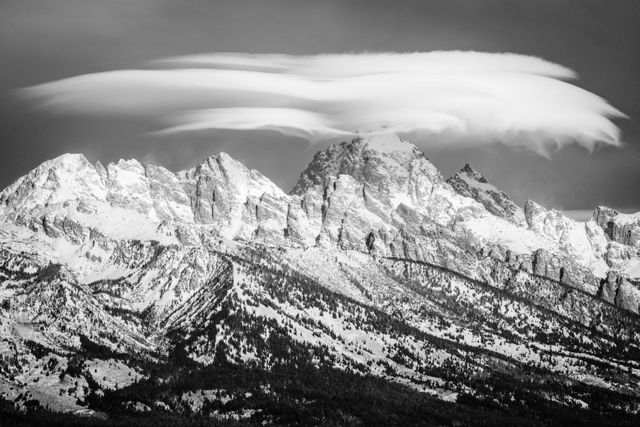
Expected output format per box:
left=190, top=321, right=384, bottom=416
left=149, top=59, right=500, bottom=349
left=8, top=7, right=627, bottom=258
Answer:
left=1, top=0, right=639, bottom=216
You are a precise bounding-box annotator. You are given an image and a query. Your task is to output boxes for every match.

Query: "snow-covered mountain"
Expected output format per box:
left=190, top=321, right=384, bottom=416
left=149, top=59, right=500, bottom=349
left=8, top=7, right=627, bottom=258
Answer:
left=1, top=134, right=640, bottom=424
left=446, top=163, right=526, bottom=226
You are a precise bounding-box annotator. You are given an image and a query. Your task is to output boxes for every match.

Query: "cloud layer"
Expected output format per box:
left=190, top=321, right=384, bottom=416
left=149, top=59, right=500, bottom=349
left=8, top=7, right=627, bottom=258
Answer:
left=23, top=51, right=626, bottom=155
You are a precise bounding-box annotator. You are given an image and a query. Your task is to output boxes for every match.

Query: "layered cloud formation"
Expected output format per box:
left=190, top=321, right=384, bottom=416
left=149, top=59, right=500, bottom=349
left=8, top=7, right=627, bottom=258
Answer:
left=23, top=51, right=625, bottom=155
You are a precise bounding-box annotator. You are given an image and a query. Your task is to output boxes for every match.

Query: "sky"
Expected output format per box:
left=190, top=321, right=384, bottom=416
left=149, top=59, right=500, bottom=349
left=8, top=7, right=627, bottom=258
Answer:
left=1, top=0, right=639, bottom=215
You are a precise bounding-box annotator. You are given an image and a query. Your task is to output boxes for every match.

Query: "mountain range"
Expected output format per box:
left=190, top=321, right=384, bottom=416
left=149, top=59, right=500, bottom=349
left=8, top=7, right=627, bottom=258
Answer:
left=1, top=134, right=639, bottom=425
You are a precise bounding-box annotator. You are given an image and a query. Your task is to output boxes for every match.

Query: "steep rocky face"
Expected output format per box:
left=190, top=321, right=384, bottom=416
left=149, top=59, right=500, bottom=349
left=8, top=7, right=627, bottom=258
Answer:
left=594, top=205, right=640, bottom=248
left=447, top=164, right=526, bottom=226
left=598, top=271, right=640, bottom=313
left=524, top=201, right=608, bottom=262
left=0, top=152, right=293, bottom=245
left=177, top=153, right=290, bottom=241
left=290, top=134, right=488, bottom=254
left=293, top=134, right=439, bottom=196
left=0, top=154, right=182, bottom=246
left=521, top=201, right=640, bottom=302
left=289, top=135, right=619, bottom=301
left=521, top=200, right=610, bottom=288
left=0, top=153, right=106, bottom=214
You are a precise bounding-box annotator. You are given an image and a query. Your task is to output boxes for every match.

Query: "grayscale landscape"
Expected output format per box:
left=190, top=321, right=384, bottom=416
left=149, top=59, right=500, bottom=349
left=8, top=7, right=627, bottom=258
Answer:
left=1, top=1, right=639, bottom=425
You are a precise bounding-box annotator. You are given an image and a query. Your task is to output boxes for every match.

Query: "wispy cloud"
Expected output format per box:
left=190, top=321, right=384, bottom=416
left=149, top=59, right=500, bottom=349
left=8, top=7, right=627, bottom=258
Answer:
left=23, top=51, right=626, bottom=154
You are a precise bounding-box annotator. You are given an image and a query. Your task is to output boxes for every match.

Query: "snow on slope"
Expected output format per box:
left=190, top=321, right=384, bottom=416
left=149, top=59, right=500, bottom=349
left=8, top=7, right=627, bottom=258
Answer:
left=447, top=163, right=526, bottom=226
left=360, top=132, right=416, bottom=153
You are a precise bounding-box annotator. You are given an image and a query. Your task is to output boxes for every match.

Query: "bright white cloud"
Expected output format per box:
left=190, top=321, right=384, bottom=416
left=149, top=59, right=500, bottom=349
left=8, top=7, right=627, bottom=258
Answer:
left=23, top=51, right=626, bottom=154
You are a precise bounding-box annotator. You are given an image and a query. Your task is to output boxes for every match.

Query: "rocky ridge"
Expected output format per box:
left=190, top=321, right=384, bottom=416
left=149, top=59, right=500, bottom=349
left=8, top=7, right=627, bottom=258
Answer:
left=446, top=163, right=526, bottom=226
left=2, top=134, right=632, bottom=308
left=1, top=133, right=640, bottom=422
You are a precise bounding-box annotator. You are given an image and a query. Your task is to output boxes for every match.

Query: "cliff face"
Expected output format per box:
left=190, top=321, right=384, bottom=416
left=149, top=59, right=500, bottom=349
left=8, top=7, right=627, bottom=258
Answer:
left=594, top=205, right=640, bottom=248
left=447, top=163, right=526, bottom=226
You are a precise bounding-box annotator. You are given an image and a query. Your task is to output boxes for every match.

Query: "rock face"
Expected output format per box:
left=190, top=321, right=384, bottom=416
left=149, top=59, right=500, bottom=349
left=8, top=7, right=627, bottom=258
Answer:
left=523, top=200, right=609, bottom=279
left=177, top=153, right=290, bottom=241
left=593, top=205, right=640, bottom=248
left=291, top=134, right=481, bottom=254
left=447, top=164, right=526, bottom=226
left=2, top=133, right=640, bottom=420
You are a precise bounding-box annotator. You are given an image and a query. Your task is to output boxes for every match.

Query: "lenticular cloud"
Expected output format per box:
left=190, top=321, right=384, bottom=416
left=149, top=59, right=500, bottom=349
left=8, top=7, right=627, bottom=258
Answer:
left=23, top=51, right=626, bottom=155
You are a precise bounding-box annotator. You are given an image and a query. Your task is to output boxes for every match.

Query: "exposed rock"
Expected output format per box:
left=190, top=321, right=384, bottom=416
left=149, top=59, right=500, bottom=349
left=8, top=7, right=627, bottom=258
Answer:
left=593, top=205, right=640, bottom=248
left=1, top=134, right=640, bottom=319
left=2, top=135, right=640, bottom=418
left=447, top=164, right=526, bottom=226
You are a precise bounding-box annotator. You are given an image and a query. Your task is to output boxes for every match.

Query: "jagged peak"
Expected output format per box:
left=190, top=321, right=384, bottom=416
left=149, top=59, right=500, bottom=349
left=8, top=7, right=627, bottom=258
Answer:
left=17, top=153, right=99, bottom=182
left=38, top=154, right=151, bottom=179
left=22, top=153, right=94, bottom=177
left=448, top=164, right=501, bottom=195
left=0, top=152, right=109, bottom=212
left=109, top=158, right=144, bottom=169
left=200, top=151, right=235, bottom=165
left=48, top=152, right=90, bottom=165
left=456, top=163, right=489, bottom=184
left=179, top=151, right=256, bottom=180
left=177, top=151, right=286, bottom=202
left=448, top=164, right=525, bottom=226
left=291, top=134, right=433, bottom=194
left=524, top=199, right=544, bottom=213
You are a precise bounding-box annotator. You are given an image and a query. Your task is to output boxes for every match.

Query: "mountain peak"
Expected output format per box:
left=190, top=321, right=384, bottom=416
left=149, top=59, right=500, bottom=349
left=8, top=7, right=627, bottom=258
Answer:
left=447, top=164, right=526, bottom=226
left=291, top=135, right=434, bottom=195
left=179, top=151, right=280, bottom=195
left=448, top=164, right=498, bottom=195
left=458, top=163, right=489, bottom=184
left=0, top=152, right=107, bottom=214
left=50, top=152, right=90, bottom=165
left=358, top=132, right=417, bottom=154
